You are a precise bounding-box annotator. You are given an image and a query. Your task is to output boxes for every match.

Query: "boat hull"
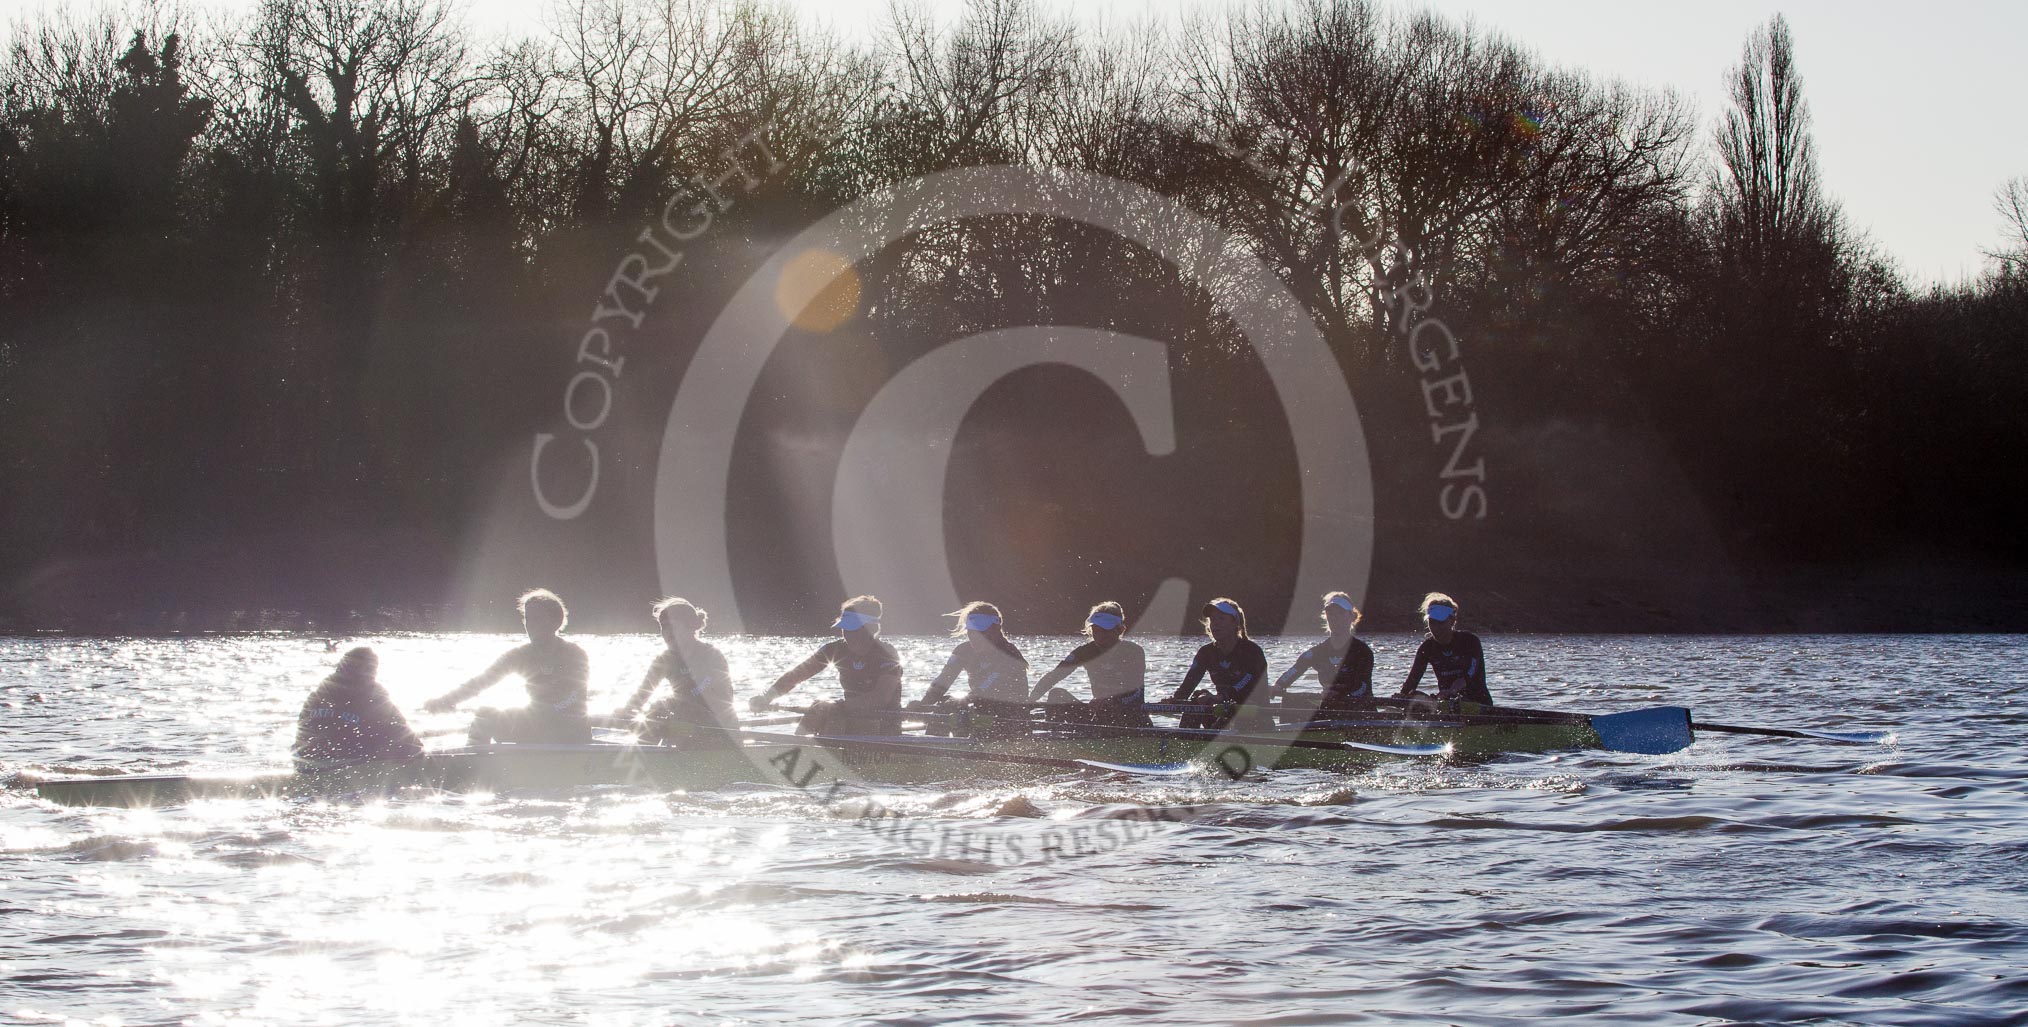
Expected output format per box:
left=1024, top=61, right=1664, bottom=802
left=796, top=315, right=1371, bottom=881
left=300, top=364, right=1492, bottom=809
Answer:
left=30, top=718, right=1602, bottom=807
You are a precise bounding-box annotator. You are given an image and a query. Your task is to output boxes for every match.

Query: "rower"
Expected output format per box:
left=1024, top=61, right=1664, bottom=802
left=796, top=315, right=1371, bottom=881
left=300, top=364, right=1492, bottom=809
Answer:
left=293, top=647, right=422, bottom=766
left=750, top=595, right=905, bottom=735
left=1395, top=592, right=1492, bottom=707
left=1165, top=598, right=1269, bottom=729
left=918, top=601, right=1031, bottom=707
left=423, top=589, right=591, bottom=744
left=613, top=597, right=738, bottom=747
left=1270, top=592, right=1375, bottom=712
left=1028, top=601, right=1152, bottom=727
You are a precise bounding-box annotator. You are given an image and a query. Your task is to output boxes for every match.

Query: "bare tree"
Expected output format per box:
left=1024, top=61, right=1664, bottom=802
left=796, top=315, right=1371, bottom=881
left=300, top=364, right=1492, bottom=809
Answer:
left=1987, top=176, right=2028, bottom=278
left=1, top=6, right=130, bottom=121
left=865, top=0, right=1074, bottom=178
left=545, top=0, right=749, bottom=221
left=245, top=0, right=481, bottom=232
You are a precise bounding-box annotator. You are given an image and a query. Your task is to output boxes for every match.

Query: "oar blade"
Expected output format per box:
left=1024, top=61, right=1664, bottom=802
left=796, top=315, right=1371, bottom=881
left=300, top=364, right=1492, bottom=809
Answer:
left=1073, top=759, right=1200, bottom=776
left=1590, top=706, right=1695, bottom=755
left=1340, top=740, right=1452, bottom=757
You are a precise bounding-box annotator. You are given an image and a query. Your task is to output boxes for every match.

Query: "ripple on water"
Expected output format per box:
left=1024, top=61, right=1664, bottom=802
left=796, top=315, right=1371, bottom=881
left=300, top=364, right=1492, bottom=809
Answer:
left=1, top=633, right=2025, bottom=1025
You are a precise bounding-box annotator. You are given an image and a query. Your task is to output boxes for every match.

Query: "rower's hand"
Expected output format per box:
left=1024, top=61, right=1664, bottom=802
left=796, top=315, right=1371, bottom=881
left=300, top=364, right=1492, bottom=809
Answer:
left=422, top=696, right=454, bottom=715
left=747, top=694, right=774, bottom=713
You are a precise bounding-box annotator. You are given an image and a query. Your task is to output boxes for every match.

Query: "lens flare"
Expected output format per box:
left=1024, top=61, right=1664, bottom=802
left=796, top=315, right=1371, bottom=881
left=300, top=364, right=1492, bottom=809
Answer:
left=774, top=248, right=860, bottom=333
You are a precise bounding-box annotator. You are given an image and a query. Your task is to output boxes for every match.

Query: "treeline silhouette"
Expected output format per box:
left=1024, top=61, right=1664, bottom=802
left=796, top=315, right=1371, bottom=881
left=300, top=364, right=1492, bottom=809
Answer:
left=2, top=0, right=2023, bottom=633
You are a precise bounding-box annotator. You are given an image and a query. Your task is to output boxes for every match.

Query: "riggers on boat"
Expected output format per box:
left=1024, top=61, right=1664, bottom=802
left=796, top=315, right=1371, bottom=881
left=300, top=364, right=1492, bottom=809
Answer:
left=28, top=706, right=1694, bottom=808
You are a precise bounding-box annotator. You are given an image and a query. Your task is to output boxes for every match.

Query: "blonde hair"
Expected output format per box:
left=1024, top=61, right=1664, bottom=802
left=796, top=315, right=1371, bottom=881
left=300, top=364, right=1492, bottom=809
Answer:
left=518, top=589, right=567, bottom=631
left=946, top=600, right=1003, bottom=638
left=1420, top=592, right=1459, bottom=617
left=1083, top=601, right=1126, bottom=639
left=652, top=596, right=707, bottom=633
left=1321, top=591, right=1363, bottom=630
left=841, top=594, right=882, bottom=618
left=1200, top=597, right=1249, bottom=639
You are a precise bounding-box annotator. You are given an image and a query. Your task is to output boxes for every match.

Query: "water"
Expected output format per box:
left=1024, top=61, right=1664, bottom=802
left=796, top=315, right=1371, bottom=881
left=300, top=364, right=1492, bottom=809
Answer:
left=3, top=633, right=2024, bottom=1026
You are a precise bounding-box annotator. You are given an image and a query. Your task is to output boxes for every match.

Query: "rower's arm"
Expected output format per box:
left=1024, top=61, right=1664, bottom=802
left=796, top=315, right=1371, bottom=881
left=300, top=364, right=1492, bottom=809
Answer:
left=1447, top=639, right=1487, bottom=701
left=1272, top=649, right=1314, bottom=695
left=616, top=658, right=666, bottom=719
left=371, top=687, right=425, bottom=758
left=871, top=658, right=905, bottom=709
left=1029, top=655, right=1079, bottom=701
left=1165, top=654, right=1208, bottom=704
left=919, top=651, right=963, bottom=705
left=1396, top=645, right=1430, bottom=697
left=426, top=649, right=518, bottom=712
left=1232, top=648, right=1268, bottom=703
left=292, top=688, right=328, bottom=755
left=755, top=650, right=829, bottom=706
left=1345, top=644, right=1375, bottom=696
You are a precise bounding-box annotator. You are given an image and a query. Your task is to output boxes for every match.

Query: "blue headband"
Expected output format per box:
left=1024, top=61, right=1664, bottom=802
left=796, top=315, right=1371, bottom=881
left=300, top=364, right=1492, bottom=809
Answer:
left=1425, top=603, right=1455, bottom=623
left=1087, top=611, right=1124, bottom=630
left=964, top=612, right=1001, bottom=632
left=1207, top=600, right=1240, bottom=619
left=834, top=610, right=879, bottom=631
left=1326, top=595, right=1356, bottom=612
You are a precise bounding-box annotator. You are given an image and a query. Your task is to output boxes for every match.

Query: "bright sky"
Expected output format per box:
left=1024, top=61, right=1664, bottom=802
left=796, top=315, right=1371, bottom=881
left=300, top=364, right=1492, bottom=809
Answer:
left=4, top=0, right=2020, bottom=282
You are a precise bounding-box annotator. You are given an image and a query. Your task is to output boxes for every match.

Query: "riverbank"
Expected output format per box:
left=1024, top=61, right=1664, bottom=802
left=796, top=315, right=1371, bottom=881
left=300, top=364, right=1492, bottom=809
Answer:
left=4, top=538, right=2022, bottom=635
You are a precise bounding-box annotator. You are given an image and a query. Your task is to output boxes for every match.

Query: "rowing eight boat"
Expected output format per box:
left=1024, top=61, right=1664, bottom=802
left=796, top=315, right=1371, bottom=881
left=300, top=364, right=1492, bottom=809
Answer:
left=27, top=707, right=1688, bottom=807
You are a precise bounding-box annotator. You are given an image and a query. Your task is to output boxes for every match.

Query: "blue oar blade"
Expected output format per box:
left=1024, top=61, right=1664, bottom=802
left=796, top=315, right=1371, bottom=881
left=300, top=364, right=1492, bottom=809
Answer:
left=1074, top=759, right=1199, bottom=776
left=1590, top=706, right=1695, bottom=755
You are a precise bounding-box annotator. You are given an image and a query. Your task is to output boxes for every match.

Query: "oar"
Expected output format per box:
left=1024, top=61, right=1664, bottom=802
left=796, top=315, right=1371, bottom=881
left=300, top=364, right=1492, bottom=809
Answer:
left=730, top=728, right=1196, bottom=776
left=1040, top=722, right=1449, bottom=758
left=771, top=704, right=1443, bottom=758
left=1270, top=695, right=1590, bottom=724
left=1690, top=720, right=1895, bottom=745
left=1171, top=697, right=1695, bottom=755
left=1434, top=699, right=1892, bottom=748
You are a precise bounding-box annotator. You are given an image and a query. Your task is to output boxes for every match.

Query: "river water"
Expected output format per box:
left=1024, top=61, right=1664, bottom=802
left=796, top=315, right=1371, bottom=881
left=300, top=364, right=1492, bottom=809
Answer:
left=2, top=632, right=2024, bottom=1025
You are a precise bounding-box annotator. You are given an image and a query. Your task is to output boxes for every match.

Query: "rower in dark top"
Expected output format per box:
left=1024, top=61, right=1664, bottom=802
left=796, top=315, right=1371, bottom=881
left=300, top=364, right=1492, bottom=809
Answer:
left=424, top=589, right=592, bottom=745
left=1029, top=601, right=1152, bottom=727
left=293, top=647, right=423, bottom=766
left=1395, top=591, right=1492, bottom=707
left=1166, top=598, right=1269, bottom=729
left=751, top=595, right=905, bottom=735
left=1271, top=591, right=1375, bottom=711
left=614, top=597, right=738, bottom=747
left=919, top=601, right=1031, bottom=706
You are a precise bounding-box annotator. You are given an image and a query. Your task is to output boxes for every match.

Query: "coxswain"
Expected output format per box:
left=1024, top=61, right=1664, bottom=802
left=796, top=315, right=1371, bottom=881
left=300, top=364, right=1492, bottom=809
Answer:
left=1165, top=598, right=1269, bottom=729
left=1395, top=592, right=1492, bottom=706
left=424, top=589, right=591, bottom=744
left=1029, top=601, right=1152, bottom=727
left=1271, top=592, right=1375, bottom=712
left=613, top=597, right=738, bottom=747
left=293, top=647, right=423, bottom=766
left=750, top=595, right=905, bottom=735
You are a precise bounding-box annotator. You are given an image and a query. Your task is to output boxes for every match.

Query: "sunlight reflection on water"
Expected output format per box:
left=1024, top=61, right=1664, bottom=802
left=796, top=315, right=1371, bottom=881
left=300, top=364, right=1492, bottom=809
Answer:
left=2, top=633, right=2026, bottom=1024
